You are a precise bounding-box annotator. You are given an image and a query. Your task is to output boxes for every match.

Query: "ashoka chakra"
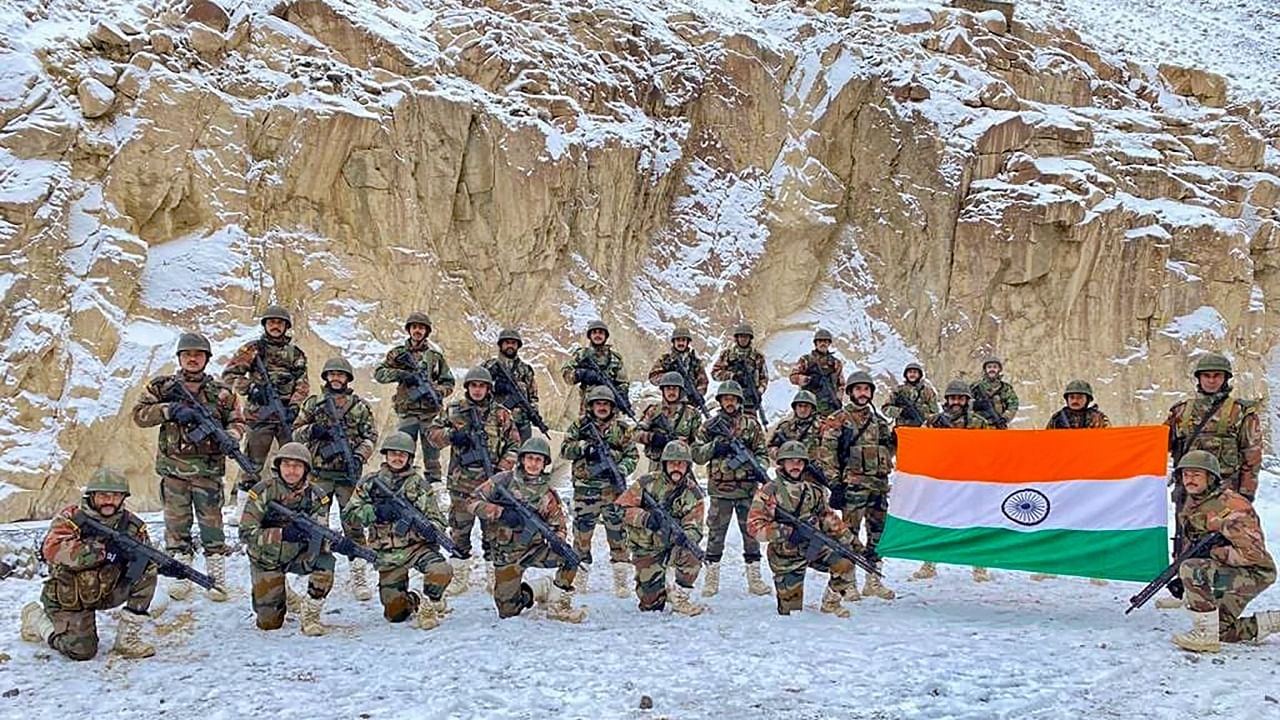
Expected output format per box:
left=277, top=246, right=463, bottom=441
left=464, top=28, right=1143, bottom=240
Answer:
left=1002, top=489, right=1051, bottom=526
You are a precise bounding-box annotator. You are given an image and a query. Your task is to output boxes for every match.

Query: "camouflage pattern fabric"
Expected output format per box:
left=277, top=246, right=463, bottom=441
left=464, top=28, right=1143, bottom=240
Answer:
left=710, top=346, right=767, bottom=410
left=766, top=413, right=822, bottom=461
left=222, top=335, right=310, bottom=424
left=1166, top=393, right=1263, bottom=499
left=482, top=355, right=540, bottom=441
left=816, top=404, right=895, bottom=556
left=788, top=351, right=845, bottom=416
left=250, top=557, right=335, bottom=631
left=1179, top=559, right=1277, bottom=642
left=971, top=377, right=1019, bottom=427
left=560, top=345, right=630, bottom=415
left=131, top=372, right=246, bottom=480
left=747, top=478, right=855, bottom=614
left=647, top=350, right=709, bottom=397
left=1045, top=406, right=1110, bottom=429
left=310, top=478, right=363, bottom=543
left=635, top=401, right=701, bottom=465
left=427, top=396, right=520, bottom=558
left=562, top=413, right=638, bottom=564
left=706, top=497, right=759, bottom=564
left=571, top=488, right=629, bottom=565
left=925, top=408, right=993, bottom=429
left=239, top=471, right=334, bottom=572
left=161, top=474, right=228, bottom=555
left=882, top=381, right=940, bottom=427
left=375, top=339, right=455, bottom=482
left=292, top=389, right=378, bottom=479
left=692, top=410, right=768, bottom=500
left=617, top=471, right=705, bottom=611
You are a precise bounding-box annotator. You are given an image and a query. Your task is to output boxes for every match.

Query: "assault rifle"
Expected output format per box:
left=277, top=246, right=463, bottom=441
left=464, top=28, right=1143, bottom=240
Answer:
left=773, top=505, right=881, bottom=577
left=730, top=358, right=768, bottom=427
left=490, top=481, right=582, bottom=569
left=369, top=475, right=460, bottom=557
left=454, top=407, right=496, bottom=477
left=645, top=413, right=675, bottom=454
left=169, top=380, right=259, bottom=478
left=807, top=366, right=840, bottom=411
left=970, top=383, right=1009, bottom=429
left=640, top=487, right=706, bottom=564
left=1168, top=392, right=1229, bottom=558
left=250, top=342, right=295, bottom=443
left=397, top=351, right=444, bottom=409
left=574, top=353, right=635, bottom=419
left=1126, top=531, right=1225, bottom=614
left=672, top=357, right=710, bottom=418
left=705, top=414, right=770, bottom=484
left=490, top=361, right=550, bottom=435
left=318, top=395, right=362, bottom=484
left=893, top=392, right=927, bottom=427
left=580, top=418, right=628, bottom=491
left=77, top=513, right=221, bottom=592
left=265, top=500, right=376, bottom=563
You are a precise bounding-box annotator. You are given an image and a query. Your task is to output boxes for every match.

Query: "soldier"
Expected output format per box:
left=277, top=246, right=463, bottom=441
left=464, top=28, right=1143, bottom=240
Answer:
left=19, top=469, right=158, bottom=660
left=710, top=323, right=768, bottom=422
left=427, top=367, right=520, bottom=596
left=561, top=386, right=639, bottom=597
left=1169, top=451, right=1277, bottom=652
left=239, top=442, right=334, bottom=636
left=482, top=328, right=542, bottom=443
left=788, top=329, right=845, bottom=417
left=292, top=356, right=378, bottom=601
left=222, top=306, right=309, bottom=489
left=915, top=380, right=992, bottom=582
left=373, top=312, right=456, bottom=484
left=747, top=441, right=857, bottom=618
left=616, top=441, right=707, bottom=616
left=343, top=432, right=454, bottom=630
left=881, top=362, right=939, bottom=427
left=131, top=332, right=243, bottom=601
left=560, top=320, right=630, bottom=416
left=647, top=326, right=709, bottom=405
left=767, top=390, right=822, bottom=463
left=970, top=356, right=1018, bottom=428
left=469, top=437, right=588, bottom=623
left=634, top=371, right=702, bottom=471
left=1046, top=380, right=1110, bottom=429
left=692, top=380, right=771, bottom=598
left=816, top=371, right=896, bottom=601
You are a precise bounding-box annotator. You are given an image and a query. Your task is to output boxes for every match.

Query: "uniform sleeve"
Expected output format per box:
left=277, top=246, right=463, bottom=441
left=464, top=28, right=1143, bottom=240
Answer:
left=693, top=356, right=709, bottom=396
left=131, top=377, right=171, bottom=427
left=746, top=487, right=780, bottom=544
left=291, top=396, right=320, bottom=443
left=611, top=351, right=629, bottom=393
left=42, top=510, right=105, bottom=570
left=544, top=492, right=569, bottom=539
left=425, top=406, right=459, bottom=449
left=218, top=385, right=246, bottom=442
left=747, top=418, right=768, bottom=463
left=496, top=409, right=520, bottom=471
left=691, top=418, right=716, bottom=465
left=286, top=349, right=310, bottom=406
left=1212, top=507, right=1271, bottom=567
left=754, top=353, right=768, bottom=394
left=817, top=505, right=854, bottom=545
left=373, top=346, right=408, bottom=385
left=710, top=349, right=732, bottom=382
left=832, top=359, right=845, bottom=404
left=525, top=366, right=540, bottom=405
left=433, top=351, right=455, bottom=395
left=788, top=356, right=809, bottom=388
left=680, top=492, right=705, bottom=544
left=343, top=479, right=377, bottom=528
left=353, top=401, right=378, bottom=463
left=560, top=349, right=581, bottom=385
left=616, top=481, right=646, bottom=527
left=647, top=356, right=668, bottom=385
left=560, top=420, right=585, bottom=460
left=615, top=422, right=639, bottom=475
left=1237, top=408, right=1262, bottom=499
left=410, top=477, right=449, bottom=531
left=238, top=488, right=269, bottom=547
left=469, top=481, right=507, bottom=523
left=221, top=341, right=254, bottom=394
left=634, top=404, right=659, bottom=445
left=922, top=384, right=940, bottom=415
left=308, top=494, right=332, bottom=525
left=1000, top=383, right=1019, bottom=423
left=814, top=417, right=843, bottom=479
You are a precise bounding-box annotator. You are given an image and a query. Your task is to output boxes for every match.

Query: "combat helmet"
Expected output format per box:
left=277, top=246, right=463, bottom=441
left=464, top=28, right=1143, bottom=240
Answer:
left=260, top=305, right=292, bottom=329
left=516, top=436, right=552, bottom=463
left=273, top=442, right=313, bottom=474
left=175, top=332, right=212, bottom=357
left=585, top=385, right=616, bottom=406
left=657, top=371, right=686, bottom=389
left=1176, top=450, right=1222, bottom=480
left=1063, top=379, right=1094, bottom=400
left=715, top=380, right=744, bottom=401
left=845, top=370, right=875, bottom=392
left=776, top=441, right=810, bottom=462
left=1193, top=353, right=1232, bottom=379
left=791, top=390, right=818, bottom=409
left=732, top=323, right=755, bottom=338
left=943, top=380, right=972, bottom=399
left=322, top=357, right=355, bottom=382
left=586, top=320, right=610, bottom=338
left=84, top=468, right=130, bottom=497
left=497, top=328, right=523, bottom=347
left=670, top=326, right=693, bottom=342
left=660, top=440, right=694, bottom=463
left=404, top=312, right=432, bottom=332
left=463, top=366, right=494, bottom=387
left=813, top=328, right=834, bottom=342
left=380, top=431, right=417, bottom=457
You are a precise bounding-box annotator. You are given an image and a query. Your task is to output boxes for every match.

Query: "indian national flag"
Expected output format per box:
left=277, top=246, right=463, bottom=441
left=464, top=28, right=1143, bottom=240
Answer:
left=877, top=426, right=1169, bottom=582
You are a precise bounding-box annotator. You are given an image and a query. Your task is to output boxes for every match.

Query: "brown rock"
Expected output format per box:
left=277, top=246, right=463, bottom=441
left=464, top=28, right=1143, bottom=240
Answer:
left=188, top=25, right=226, bottom=61
left=185, top=0, right=231, bottom=33
left=1158, top=63, right=1228, bottom=108
left=76, top=78, right=115, bottom=118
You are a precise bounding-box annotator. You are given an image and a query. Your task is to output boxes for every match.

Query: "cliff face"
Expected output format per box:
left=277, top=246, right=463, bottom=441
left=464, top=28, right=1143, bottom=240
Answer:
left=2, top=0, right=1277, bottom=519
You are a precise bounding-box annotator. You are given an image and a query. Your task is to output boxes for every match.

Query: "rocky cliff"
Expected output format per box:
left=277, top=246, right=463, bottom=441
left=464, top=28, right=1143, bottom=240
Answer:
left=2, top=0, right=1277, bottom=519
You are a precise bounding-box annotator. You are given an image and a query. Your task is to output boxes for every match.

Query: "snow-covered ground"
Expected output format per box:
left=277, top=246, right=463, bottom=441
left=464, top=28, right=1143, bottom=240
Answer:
left=1, top=469, right=1277, bottom=719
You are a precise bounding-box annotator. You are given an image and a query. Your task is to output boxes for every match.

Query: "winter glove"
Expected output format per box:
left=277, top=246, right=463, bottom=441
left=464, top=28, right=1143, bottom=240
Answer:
left=644, top=511, right=664, bottom=532
left=649, top=431, right=670, bottom=450
left=450, top=429, right=473, bottom=449
left=401, top=372, right=421, bottom=387
left=281, top=523, right=308, bottom=543
left=712, top=440, right=734, bottom=459
left=310, top=424, right=333, bottom=442
left=828, top=484, right=847, bottom=510
left=247, top=384, right=271, bottom=405
left=574, top=369, right=604, bottom=386
left=498, top=506, right=523, bottom=528
left=373, top=497, right=399, bottom=523
left=103, top=541, right=124, bottom=566
left=582, top=443, right=602, bottom=462
left=1166, top=578, right=1185, bottom=599
left=783, top=522, right=806, bottom=546
left=170, top=404, right=201, bottom=425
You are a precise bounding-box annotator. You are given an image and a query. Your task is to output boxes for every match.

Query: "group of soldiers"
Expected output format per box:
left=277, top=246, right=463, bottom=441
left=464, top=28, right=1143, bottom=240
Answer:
left=18, top=311, right=1278, bottom=660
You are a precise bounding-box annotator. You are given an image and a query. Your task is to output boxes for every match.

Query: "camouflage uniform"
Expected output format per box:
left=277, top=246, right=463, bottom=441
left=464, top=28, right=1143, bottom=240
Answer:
left=710, top=345, right=767, bottom=413
left=1165, top=387, right=1262, bottom=501
left=483, top=354, right=541, bottom=443
left=766, top=397, right=822, bottom=464
left=616, top=467, right=706, bottom=611
left=882, top=376, right=939, bottom=428
left=926, top=406, right=993, bottom=430
left=1046, top=407, right=1110, bottom=429
left=788, top=351, right=845, bottom=417
left=222, top=333, right=309, bottom=486
left=560, top=345, right=630, bottom=416
left=373, top=337, right=456, bottom=483
left=816, top=403, right=895, bottom=558
left=561, top=410, right=639, bottom=565
left=634, top=395, right=701, bottom=469
left=692, top=409, right=768, bottom=565
left=647, top=347, right=709, bottom=401
left=344, top=463, right=454, bottom=622
left=427, top=395, right=519, bottom=559
left=292, top=387, right=377, bottom=541
left=970, top=375, right=1018, bottom=428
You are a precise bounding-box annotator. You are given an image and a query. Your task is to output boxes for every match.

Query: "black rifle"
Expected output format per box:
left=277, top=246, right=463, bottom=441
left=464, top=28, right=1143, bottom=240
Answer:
left=1126, top=531, right=1225, bottom=614
left=454, top=407, right=496, bottom=477
left=645, top=413, right=675, bottom=454
left=491, top=480, right=582, bottom=569
left=672, top=357, right=710, bottom=418
left=265, top=500, right=376, bottom=563
left=250, top=341, right=295, bottom=443
left=490, top=361, right=550, bottom=434
left=970, top=383, right=1009, bottom=429
left=369, top=475, right=460, bottom=557
left=773, top=505, right=881, bottom=577
left=1168, top=393, right=1229, bottom=561
left=575, top=353, right=635, bottom=419
left=580, top=418, right=628, bottom=491
left=1048, top=408, right=1073, bottom=429
left=76, top=513, right=221, bottom=592
left=731, top=358, right=768, bottom=427
left=807, top=365, right=840, bottom=411
left=640, top=486, right=706, bottom=564
left=705, top=414, right=770, bottom=484
left=893, top=390, right=927, bottom=427
left=169, top=380, right=259, bottom=477
left=397, top=351, right=444, bottom=409
left=803, top=460, right=833, bottom=489
left=318, top=395, right=362, bottom=484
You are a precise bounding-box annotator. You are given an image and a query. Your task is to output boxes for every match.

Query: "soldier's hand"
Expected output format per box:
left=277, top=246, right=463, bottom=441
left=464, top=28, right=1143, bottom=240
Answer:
left=574, top=369, right=604, bottom=386
left=449, top=429, right=472, bottom=449
left=103, top=541, right=124, bottom=566
left=247, top=385, right=271, bottom=405
left=281, top=523, right=308, bottom=543
left=262, top=528, right=283, bottom=545
left=783, top=522, right=805, bottom=546
left=649, top=431, right=669, bottom=449
left=498, top=506, right=523, bottom=528
left=712, top=440, right=734, bottom=459
left=401, top=372, right=421, bottom=387
left=310, top=424, right=333, bottom=441
left=829, top=484, right=847, bottom=510
left=373, top=498, right=398, bottom=522
left=171, top=405, right=200, bottom=425
left=1166, top=578, right=1184, bottom=599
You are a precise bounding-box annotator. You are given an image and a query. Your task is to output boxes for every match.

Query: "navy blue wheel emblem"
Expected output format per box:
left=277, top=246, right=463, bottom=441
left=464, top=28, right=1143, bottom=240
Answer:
left=1002, top=489, right=1050, bottom=526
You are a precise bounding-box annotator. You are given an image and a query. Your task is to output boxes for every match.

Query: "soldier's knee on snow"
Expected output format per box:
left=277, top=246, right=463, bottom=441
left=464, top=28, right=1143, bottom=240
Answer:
left=256, top=610, right=286, bottom=631
left=58, top=636, right=100, bottom=661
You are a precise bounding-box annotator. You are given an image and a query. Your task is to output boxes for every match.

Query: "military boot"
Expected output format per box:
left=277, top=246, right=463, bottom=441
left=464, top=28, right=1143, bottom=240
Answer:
left=1172, top=610, right=1220, bottom=653
left=299, top=595, right=327, bottom=637
left=1089, top=578, right=1109, bottom=586
left=414, top=597, right=441, bottom=631
left=911, top=561, right=936, bottom=580
left=206, top=554, right=229, bottom=602
left=532, top=576, right=587, bottom=623
left=573, top=563, right=591, bottom=593
left=611, top=562, right=631, bottom=599
left=971, top=566, right=992, bottom=583
left=350, top=559, right=373, bottom=602
left=432, top=598, right=452, bottom=617
left=169, top=553, right=195, bottom=600
left=1155, top=596, right=1183, bottom=609
left=745, top=562, right=771, bottom=596
left=669, top=584, right=706, bottom=617
left=483, top=562, right=496, bottom=594
left=820, top=585, right=850, bottom=619
left=1253, top=610, right=1279, bottom=643
left=112, top=610, right=156, bottom=658
left=20, top=602, right=54, bottom=644
left=1029, top=573, right=1055, bottom=581
left=285, top=581, right=304, bottom=615
left=843, top=569, right=863, bottom=602
left=701, top=562, right=721, bottom=597
left=446, top=557, right=471, bottom=596
left=862, top=564, right=896, bottom=600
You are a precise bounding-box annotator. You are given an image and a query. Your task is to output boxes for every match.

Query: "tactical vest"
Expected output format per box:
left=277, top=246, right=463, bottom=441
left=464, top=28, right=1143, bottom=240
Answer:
left=1175, top=397, right=1250, bottom=482
left=46, top=510, right=145, bottom=611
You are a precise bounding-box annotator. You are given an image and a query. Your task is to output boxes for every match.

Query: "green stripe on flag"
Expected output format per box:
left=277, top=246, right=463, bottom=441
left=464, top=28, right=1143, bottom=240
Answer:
left=878, top=516, right=1169, bottom=582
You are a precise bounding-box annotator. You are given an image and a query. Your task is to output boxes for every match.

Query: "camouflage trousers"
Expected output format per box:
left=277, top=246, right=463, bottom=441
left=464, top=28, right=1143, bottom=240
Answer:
left=375, top=544, right=452, bottom=623
left=1179, top=558, right=1277, bottom=642
left=310, top=473, right=366, bottom=544
left=161, top=474, right=227, bottom=555
left=766, top=543, right=855, bottom=614
left=39, top=573, right=156, bottom=661
left=493, top=542, right=577, bottom=619
left=706, top=497, right=761, bottom=564
left=396, top=414, right=444, bottom=483
left=841, top=474, right=889, bottom=557
left=249, top=553, right=335, bottom=631
left=447, top=475, right=491, bottom=560
left=631, top=549, right=700, bottom=612
left=573, top=486, right=629, bottom=565
left=239, top=422, right=290, bottom=489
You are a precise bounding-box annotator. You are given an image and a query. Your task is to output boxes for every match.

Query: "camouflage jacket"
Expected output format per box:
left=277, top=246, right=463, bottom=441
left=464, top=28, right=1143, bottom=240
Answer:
left=692, top=410, right=768, bottom=499
left=616, top=470, right=705, bottom=555
left=373, top=339, right=455, bottom=418
left=816, top=404, right=895, bottom=481
left=1178, top=486, right=1275, bottom=571
left=710, top=345, right=767, bottom=408
left=788, top=351, right=844, bottom=415
left=971, top=377, right=1018, bottom=426
left=427, top=396, right=519, bottom=489
left=766, top=413, right=823, bottom=462
left=481, top=355, right=540, bottom=423
left=344, top=463, right=448, bottom=557
left=131, top=372, right=246, bottom=479
left=1045, top=406, right=1110, bottom=429
left=647, top=350, right=709, bottom=398
left=41, top=503, right=152, bottom=611
left=291, top=389, right=378, bottom=482
left=240, top=472, right=332, bottom=572
left=470, top=469, right=569, bottom=567
left=562, top=412, right=639, bottom=493
left=882, top=381, right=940, bottom=427
left=560, top=345, right=629, bottom=414
left=635, top=400, right=701, bottom=462
left=221, top=335, right=309, bottom=425
left=926, top=408, right=992, bottom=429
left=747, top=478, right=853, bottom=553
left=1166, top=392, right=1263, bottom=499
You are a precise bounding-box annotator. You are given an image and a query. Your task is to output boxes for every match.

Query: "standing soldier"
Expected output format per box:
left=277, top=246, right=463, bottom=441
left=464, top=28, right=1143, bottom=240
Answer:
left=788, top=329, right=844, bottom=417
left=292, top=357, right=378, bottom=601
left=343, top=432, right=454, bottom=630
left=222, top=306, right=309, bottom=489
left=634, top=371, right=702, bottom=471
left=1169, top=451, right=1277, bottom=652
left=561, top=386, right=639, bottom=597
left=915, top=380, right=992, bottom=582
left=427, top=367, right=520, bottom=596
left=238, top=443, right=334, bottom=636
left=647, top=326, right=709, bottom=407
left=1046, top=380, right=1110, bottom=429
left=881, top=362, right=939, bottom=427
left=561, top=320, right=630, bottom=416
left=616, top=441, right=707, bottom=616
left=482, top=329, right=542, bottom=443
left=131, top=332, right=243, bottom=602
left=711, top=323, right=768, bottom=424
left=469, top=437, right=588, bottom=623
left=374, top=312, right=456, bottom=484
left=767, top=390, right=822, bottom=463
left=19, top=469, right=158, bottom=660
left=747, top=442, right=857, bottom=618
left=692, top=381, right=771, bottom=598
left=816, top=371, right=896, bottom=600
left=970, top=356, right=1018, bottom=428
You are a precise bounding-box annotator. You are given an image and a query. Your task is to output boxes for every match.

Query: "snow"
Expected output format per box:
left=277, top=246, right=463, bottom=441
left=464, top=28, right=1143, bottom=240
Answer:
left=139, top=228, right=257, bottom=313
left=1159, top=306, right=1228, bottom=342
